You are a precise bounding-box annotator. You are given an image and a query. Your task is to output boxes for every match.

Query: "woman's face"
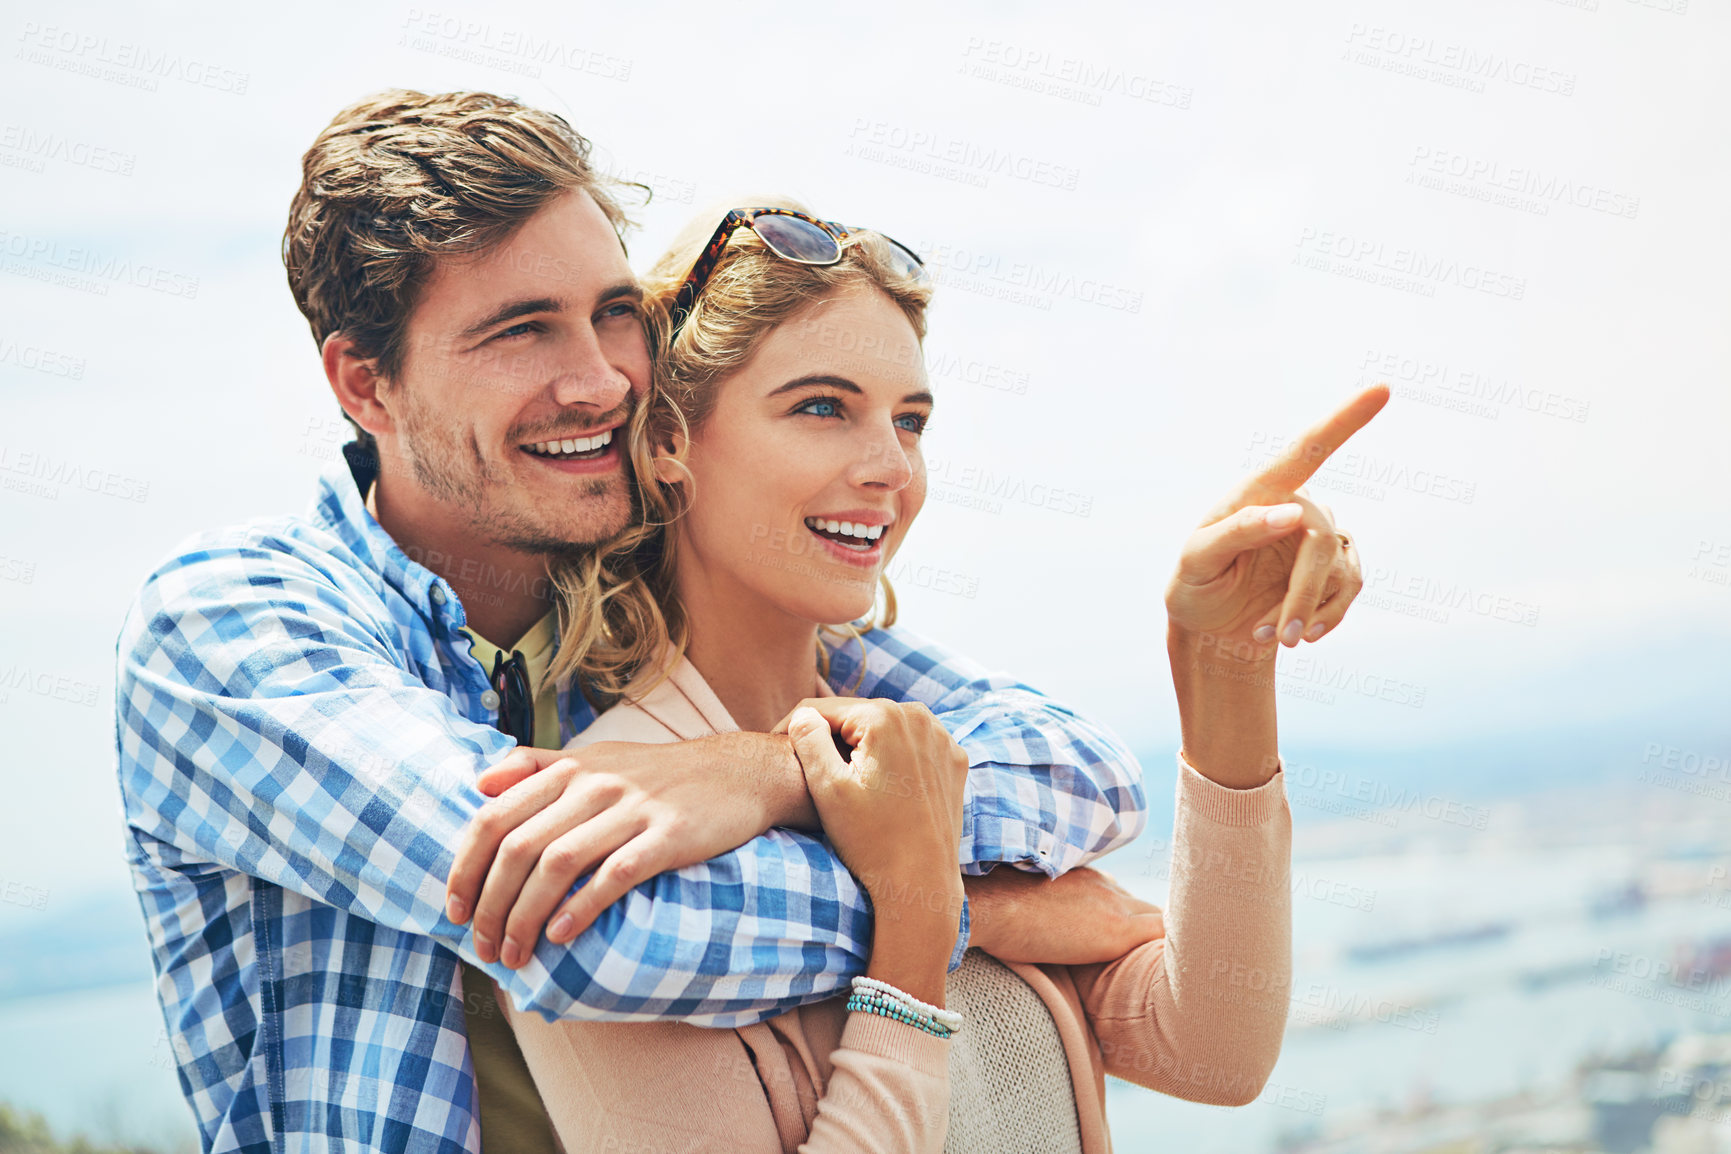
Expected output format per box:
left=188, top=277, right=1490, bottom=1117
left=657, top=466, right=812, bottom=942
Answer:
left=673, top=284, right=931, bottom=628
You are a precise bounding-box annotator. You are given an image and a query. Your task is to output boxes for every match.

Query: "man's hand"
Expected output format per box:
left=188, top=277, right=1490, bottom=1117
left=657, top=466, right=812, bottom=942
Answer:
left=445, top=732, right=813, bottom=968
left=965, top=866, right=1164, bottom=966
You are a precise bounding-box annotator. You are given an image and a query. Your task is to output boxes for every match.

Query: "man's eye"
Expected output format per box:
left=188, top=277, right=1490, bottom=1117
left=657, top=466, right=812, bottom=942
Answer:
left=496, top=321, right=538, bottom=340
left=600, top=301, right=638, bottom=320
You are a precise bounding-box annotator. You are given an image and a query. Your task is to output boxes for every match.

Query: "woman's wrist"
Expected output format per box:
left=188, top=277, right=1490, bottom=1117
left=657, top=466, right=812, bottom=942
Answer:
left=1168, top=622, right=1280, bottom=790
left=863, top=876, right=962, bottom=1006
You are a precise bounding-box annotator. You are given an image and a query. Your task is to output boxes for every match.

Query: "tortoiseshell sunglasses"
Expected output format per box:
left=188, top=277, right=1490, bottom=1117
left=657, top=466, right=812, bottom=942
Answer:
left=669, top=207, right=929, bottom=335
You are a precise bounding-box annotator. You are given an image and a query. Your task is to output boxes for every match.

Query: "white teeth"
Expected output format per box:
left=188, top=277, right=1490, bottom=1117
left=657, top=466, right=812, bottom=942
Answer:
left=528, top=429, right=615, bottom=457
left=805, top=518, right=889, bottom=543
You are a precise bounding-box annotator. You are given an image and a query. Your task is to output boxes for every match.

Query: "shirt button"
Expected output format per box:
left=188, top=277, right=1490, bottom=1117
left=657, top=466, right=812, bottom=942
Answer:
left=430, top=586, right=447, bottom=606
left=480, top=689, right=501, bottom=710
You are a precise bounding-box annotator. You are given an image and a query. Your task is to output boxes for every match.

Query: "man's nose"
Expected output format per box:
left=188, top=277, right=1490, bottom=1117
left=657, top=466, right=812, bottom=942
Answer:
left=551, top=328, right=632, bottom=410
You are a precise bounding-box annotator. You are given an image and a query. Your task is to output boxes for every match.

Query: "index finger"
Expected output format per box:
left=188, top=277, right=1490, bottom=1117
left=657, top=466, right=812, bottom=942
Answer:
left=1251, top=383, right=1390, bottom=491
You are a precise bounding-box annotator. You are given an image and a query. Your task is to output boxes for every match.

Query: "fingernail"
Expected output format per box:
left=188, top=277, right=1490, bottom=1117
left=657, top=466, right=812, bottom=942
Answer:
left=549, top=914, right=574, bottom=942
left=501, top=939, right=520, bottom=968
left=474, top=932, right=493, bottom=960
left=1281, top=619, right=1303, bottom=645
left=1252, top=624, right=1276, bottom=644
left=445, top=895, right=468, bottom=924
left=1305, top=621, right=1327, bottom=641
left=1266, top=504, right=1302, bottom=529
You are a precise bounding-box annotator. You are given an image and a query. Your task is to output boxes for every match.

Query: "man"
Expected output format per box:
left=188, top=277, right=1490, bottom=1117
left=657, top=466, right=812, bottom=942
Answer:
left=115, top=90, right=1145, bottom=1153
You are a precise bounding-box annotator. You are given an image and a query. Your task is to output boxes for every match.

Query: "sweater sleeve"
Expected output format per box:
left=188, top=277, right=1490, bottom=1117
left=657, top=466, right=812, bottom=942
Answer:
left=1069, top=753, right=1291, bottom=1107
left=798, top=1014, right=951, bottom=1154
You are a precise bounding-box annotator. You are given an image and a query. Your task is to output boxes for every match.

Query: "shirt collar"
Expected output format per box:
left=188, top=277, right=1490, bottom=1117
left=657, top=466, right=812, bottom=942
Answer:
left=310, top=441, right=467, bottom=631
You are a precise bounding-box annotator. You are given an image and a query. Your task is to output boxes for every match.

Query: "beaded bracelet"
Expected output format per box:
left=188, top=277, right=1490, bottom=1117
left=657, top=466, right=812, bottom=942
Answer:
left=847, top=976, right=963, bottom=1038
left=845, top=992, right=954, bottom=1038
left=851, top=976, right=964, bottom=1031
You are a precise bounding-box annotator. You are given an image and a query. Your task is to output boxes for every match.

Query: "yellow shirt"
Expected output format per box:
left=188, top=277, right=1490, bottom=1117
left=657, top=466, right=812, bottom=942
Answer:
left=456, top=611, right=562, bottom=1154
left=460, top=611, right=563, bottom=751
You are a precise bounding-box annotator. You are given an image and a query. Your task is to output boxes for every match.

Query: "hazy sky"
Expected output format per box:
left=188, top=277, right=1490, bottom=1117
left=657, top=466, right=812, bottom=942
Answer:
left=2, top=0, right=1727, bottom=911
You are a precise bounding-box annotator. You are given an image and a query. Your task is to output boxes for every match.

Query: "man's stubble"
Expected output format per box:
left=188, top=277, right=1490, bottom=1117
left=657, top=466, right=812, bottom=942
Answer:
left=392, top=384, right=635, bottom=558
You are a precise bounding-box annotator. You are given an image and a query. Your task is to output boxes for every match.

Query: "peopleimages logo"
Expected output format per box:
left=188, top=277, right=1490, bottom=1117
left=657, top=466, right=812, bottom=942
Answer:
left=0, top=124, right=137, bottom=175
left=0, top=229, right=199, bottom=298
left=1342, top=24, right=1577, bottom=96
left=914, top=241, right=1143, bottom=314
left=0, top=445, right=150, bottom=503
left=957, top=38, right=1194, bottom=110
left=14, top=22, right=250, bottom=94
left=1294, top=228, right=1525, bottom=302
left=1407, top=147, right=1640, bottom=220
left=845, top=120, right=1083, bottom=191
left=0, top=334, right=86, bottom=379
left=398, top=9, right=633, bottom=81
left=1359, top=349, right=1591, bottom=425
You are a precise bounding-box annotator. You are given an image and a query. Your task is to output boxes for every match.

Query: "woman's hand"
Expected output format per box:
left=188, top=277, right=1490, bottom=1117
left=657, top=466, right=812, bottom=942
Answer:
left=784, top=698, right=969, bottom=1004
left=964, top=866, right=1165, bottom=966
left=783, top=698, right=968, bottom=902
left=1165, top=385, right=1389, bottom=656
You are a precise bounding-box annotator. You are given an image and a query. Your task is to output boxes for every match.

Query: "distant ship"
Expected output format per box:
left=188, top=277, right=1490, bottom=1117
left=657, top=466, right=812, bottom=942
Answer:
left=1588, top=879, right=1648, bottom=920
left=1346, top=921, right=1512, bottom=963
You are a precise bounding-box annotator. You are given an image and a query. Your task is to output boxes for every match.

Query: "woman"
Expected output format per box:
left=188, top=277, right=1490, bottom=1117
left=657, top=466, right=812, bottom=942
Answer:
left=492, top=201, right=1381, bottom=1151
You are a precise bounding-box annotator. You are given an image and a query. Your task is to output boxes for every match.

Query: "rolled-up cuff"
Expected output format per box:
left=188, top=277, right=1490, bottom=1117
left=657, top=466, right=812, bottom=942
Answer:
left=841, top=1004, right=956, bottom=1066
left=1175, top=751, right=1287, bottom=826
left=949, top=892, right=971, bottom=971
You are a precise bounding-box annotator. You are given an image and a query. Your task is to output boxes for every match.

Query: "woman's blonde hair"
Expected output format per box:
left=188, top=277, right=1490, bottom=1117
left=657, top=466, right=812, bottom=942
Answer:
left=544, top=199, right=933, bottom=704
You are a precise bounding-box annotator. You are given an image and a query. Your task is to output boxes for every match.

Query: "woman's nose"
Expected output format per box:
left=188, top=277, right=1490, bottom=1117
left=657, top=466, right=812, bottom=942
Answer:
left=850, top=425, right=915, bottom=490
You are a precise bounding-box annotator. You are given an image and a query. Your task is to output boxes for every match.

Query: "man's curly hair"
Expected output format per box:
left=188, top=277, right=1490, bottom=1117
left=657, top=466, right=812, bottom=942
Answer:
left=283, top=89, right=642, bottom=454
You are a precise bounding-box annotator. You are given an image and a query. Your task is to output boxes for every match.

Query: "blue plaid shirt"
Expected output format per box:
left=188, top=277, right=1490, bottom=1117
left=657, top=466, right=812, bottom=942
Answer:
left=115, top=443, right=1146, bottom=1154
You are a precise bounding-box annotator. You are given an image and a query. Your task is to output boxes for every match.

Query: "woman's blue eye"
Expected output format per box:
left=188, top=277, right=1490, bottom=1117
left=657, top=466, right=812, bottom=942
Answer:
left=797, top=398, right=841, bottom=418
left=895, top=413, right=928, bottom=435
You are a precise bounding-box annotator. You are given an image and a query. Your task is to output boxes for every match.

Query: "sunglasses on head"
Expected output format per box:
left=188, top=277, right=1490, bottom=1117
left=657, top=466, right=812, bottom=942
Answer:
left=669, top=207, right=929, bottom=336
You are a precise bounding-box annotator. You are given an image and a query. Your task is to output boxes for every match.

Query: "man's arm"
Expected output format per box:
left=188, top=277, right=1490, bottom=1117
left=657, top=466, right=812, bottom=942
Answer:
left=827, top=624, right=1148, bottom=877
left=116, top=534, right=874, bottom=1025
left=448, top=621, right=1146, bottom=961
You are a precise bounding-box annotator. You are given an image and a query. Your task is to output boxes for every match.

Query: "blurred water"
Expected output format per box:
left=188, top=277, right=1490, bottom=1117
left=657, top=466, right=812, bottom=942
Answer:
left=7, top=797, right=1730, bottom=1153
left=0, top=980, right=198, bottom=1153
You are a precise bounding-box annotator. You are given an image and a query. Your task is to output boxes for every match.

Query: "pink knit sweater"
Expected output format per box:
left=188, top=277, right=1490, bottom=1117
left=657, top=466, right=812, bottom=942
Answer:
left=498, top=657, right=1291, bottom=1153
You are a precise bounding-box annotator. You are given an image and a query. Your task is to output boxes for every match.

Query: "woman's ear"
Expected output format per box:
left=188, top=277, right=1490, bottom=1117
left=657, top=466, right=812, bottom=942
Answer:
left=651, top=428, right=689, bottom=484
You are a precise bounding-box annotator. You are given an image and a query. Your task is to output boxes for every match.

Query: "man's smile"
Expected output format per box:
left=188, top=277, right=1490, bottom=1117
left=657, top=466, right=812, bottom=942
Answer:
left=519, top=425, right=622, bottom=474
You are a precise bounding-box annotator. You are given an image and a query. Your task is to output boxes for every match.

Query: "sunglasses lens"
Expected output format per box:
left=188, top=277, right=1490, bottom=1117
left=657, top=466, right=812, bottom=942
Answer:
left=881, top=238, right=929, bottom=284
left=752, top=214, right=842, bottom=264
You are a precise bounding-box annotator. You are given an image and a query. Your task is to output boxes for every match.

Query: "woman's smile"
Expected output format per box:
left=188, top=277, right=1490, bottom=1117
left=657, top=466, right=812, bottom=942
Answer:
left=803, top=512, right=893, bottom=564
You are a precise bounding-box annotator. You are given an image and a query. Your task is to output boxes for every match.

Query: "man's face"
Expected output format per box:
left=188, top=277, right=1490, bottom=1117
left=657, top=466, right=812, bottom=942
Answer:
left=379, top=189, right=651, bottom=553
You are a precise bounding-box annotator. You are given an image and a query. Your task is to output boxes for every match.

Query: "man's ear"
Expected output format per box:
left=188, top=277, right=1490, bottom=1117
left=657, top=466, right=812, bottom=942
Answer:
left=322, top=333, right=394, bottom=438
